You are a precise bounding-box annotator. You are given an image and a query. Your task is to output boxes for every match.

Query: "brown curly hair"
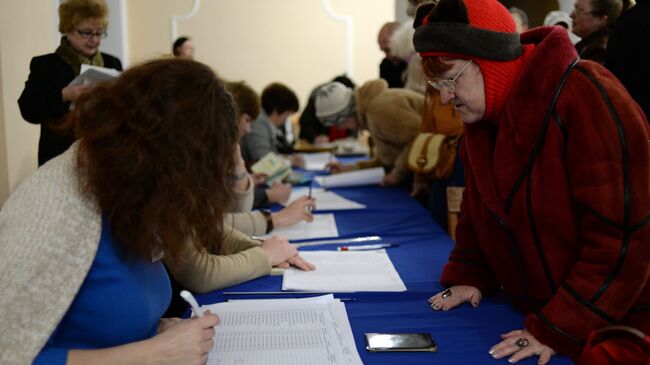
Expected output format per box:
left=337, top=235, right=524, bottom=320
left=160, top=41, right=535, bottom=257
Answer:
left=59, top=0, right=109, bottom=33
left=226, top=81, right=260, bottom=120
left=69, top=58, right=238, bottom=263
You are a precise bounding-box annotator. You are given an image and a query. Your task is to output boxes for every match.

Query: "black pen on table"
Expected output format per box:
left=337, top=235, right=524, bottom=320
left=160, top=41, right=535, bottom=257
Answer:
left=307, top=179, right=313, bottom=212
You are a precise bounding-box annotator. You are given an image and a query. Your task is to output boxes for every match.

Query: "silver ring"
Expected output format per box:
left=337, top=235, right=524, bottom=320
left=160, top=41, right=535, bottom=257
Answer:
left=441, top=288, right=452, bottom=298
left=514, top=338, right=529, bottom=350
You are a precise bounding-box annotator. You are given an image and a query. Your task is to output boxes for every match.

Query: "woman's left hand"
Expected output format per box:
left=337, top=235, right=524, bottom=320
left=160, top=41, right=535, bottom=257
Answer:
left=489, top=329, right=556, bottom=365
left=275, top=253, right=315, bottom=271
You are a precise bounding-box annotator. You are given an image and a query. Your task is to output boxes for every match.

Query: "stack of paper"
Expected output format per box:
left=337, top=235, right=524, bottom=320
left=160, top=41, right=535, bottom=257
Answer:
left=203, top=295, right=363, bottom=365
left=302, top=152, right=336, bottom=171
left=258, top=213, right=339, bottom=241
left=315, top=167, right=384, bottom=189
left=284, top=187, right=365, bottom=210
left=283, top=250, right=406, bottom=292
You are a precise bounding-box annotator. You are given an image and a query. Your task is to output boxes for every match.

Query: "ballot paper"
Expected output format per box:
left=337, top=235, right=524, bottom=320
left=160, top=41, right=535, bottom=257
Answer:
left=69, top=64, right=121, bottom=86
left=203, top=295, right=363, bottom=365
left=315, top=167, right=384, bottom=189
left=283, top=187, right=365, bottom=210
left=283, top=250, right=406, bottom=292
left=302, top=152, right=336, bottom=171
left=258, top=213, right=339, bottom=241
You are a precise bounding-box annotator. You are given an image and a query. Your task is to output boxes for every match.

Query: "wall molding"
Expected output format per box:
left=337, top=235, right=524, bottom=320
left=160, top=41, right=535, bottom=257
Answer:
left=170, top=0, right=202, bottom=42
left=322, top=0, right=353, bottom=78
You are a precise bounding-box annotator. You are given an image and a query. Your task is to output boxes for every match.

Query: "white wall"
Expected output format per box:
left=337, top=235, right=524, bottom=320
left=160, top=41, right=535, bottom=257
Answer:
left=127, top=0, right=393, bottom=111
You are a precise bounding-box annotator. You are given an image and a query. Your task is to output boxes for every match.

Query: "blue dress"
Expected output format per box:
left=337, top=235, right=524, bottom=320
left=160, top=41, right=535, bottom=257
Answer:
left=33, top=218, right=171, bottom=364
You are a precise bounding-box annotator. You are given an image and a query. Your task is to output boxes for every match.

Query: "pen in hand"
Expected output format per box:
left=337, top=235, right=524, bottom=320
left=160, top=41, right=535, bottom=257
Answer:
left=180, top=290, right=204, bottom=317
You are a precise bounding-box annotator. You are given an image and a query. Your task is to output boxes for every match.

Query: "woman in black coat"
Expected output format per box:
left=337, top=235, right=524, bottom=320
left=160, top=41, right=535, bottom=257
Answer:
left=18, top=0, right=122, bottom=166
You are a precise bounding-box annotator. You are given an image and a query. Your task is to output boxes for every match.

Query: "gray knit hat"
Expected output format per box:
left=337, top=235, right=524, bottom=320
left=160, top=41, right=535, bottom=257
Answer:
left=314, top=82, right=355, bottom=126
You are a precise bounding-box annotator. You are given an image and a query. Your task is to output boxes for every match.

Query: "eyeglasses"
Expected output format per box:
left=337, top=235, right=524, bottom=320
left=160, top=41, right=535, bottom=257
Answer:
left=76, top=29, right=107, bottom=39
left=572, top=6, right=595, bottom=16
left=427, top=60, right=473, bottom=93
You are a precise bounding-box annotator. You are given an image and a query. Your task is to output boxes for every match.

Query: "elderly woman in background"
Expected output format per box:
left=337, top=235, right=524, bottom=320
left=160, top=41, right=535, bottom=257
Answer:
left=413, top=0, right=649, bottom=364
left=314, top=80, right=424, bottom=187
left=18, top=0, right=122, bottom=166
left=570, top=0, right=635, bottom=64
left=1, top=59, right=246, bottom=365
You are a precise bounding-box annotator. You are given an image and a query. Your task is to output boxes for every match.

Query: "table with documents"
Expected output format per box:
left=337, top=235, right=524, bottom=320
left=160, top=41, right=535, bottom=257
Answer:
left=196, top=184, right=575, bottom=365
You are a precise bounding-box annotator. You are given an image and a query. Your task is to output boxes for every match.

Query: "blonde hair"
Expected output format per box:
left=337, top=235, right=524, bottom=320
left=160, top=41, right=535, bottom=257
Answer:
left=58, top=0, right=108, bottom=33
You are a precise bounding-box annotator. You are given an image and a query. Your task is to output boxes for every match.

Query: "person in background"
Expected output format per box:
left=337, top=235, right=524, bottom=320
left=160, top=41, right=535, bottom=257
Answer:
left=18, top=0, right=122, bottom=166
left=315, top=80, right=424, bottom=187
left=509, top=6, right=529, bottom=33
left=298, top=75, right=356, bottom=144
left=378, top=21, right=408, bottom=89
left=413, top=0, right=649, bottom=364
left=172, top=36, right=194, bottom=59
left=225, top=80, right=315, bottom=236
left=570, top=0, right=635, bottom=64
left=605, top=0, right=649, bottom=120
left=241, top=82, right=303, bottom=168
left=543, top=10, right=582, bottom=44
left=2, top=59, right=231, bottom=365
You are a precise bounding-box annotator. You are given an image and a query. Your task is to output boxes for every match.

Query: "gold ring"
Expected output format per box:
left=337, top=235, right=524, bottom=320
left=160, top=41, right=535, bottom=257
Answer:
left=441, top=288, right=452, bottom=298
left=514, top=338, right=529, bottom=350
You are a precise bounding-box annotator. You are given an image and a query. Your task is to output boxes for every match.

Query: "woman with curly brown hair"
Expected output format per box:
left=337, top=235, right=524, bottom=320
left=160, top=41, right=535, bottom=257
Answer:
left=0, top=58, right=245, bottom=364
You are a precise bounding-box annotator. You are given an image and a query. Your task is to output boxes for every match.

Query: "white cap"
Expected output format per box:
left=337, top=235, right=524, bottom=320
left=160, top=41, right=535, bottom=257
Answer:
left=544, top=11, right=572, bottom=30
left=314, top=82, right=353, bottom=118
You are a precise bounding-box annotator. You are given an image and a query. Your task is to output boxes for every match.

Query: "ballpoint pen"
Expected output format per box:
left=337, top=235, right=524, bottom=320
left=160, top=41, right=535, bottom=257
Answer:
left=180, top=290, right=204, bottom=317
left=337, top=243, right=400, bottom=251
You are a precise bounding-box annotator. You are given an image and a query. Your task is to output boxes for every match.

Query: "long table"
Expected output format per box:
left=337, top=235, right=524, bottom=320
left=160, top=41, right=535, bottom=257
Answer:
left=196, top=184, right=574, bottom=365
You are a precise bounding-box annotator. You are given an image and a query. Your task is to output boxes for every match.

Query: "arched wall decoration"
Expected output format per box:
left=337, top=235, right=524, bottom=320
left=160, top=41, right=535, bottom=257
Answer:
left=170, top=0, right=202, bottom=42
left=322, top=0, right=353, bottom=77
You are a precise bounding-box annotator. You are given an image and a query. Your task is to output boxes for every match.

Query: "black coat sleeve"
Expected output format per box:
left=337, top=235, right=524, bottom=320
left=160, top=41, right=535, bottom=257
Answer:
left=18, top=56, right=71, bottom=124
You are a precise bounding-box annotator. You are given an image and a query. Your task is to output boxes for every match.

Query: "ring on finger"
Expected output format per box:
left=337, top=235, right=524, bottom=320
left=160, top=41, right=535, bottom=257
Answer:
left=441, top=288, right=452, bottom=298
left=514, top=338, right=529, bottom=350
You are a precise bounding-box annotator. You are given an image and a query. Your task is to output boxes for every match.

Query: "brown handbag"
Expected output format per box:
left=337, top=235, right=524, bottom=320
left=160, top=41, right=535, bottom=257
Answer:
left=407, top=132, right=460, bottom=179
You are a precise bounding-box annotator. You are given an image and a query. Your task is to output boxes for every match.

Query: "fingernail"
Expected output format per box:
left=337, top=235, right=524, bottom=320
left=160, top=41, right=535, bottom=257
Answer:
left=427, top=298, right=433, bottom=303
left=472, top=302, right=478, bottom=307
left=492, top=351, right=499, bottom=359
left=488, top=349, right=494, bottom=355
left=432, top=304, right=439, bottom=310
left=508, top=358, right=516, bottom=363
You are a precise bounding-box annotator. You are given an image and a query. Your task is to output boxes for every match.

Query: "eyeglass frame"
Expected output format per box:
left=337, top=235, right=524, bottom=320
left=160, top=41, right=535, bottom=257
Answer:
left=572, top=4, right=598, bottom=17
left=76, top=28, right=107, bottom=39
left=427, top=60, right=473, bottom=93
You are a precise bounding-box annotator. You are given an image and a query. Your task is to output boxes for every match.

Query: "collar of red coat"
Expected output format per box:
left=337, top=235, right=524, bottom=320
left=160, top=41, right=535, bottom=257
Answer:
left=462, top=26, right=579, bottom=216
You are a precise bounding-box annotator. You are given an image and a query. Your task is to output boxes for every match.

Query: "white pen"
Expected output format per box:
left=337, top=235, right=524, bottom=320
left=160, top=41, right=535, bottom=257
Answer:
left=180, top=290, right=204, bottom=317
left=338, top=243, right=400, bottom=251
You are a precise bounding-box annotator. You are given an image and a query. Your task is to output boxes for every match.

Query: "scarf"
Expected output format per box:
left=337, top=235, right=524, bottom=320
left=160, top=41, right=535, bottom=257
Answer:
left=55, top=36, right=104, bottom=76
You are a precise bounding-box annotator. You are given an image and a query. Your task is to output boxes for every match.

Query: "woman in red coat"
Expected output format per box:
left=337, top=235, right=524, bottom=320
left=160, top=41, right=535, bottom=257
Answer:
left=413, top=0, right=650, bottom=364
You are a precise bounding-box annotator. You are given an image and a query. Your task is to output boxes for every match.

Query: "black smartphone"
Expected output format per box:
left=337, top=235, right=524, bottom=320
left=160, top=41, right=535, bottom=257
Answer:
left=365, top=332, right=437, bottom=352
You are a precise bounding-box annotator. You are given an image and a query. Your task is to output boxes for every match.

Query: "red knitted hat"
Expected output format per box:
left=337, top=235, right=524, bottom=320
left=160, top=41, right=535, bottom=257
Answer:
left=413, top=0, right=534, bottom=121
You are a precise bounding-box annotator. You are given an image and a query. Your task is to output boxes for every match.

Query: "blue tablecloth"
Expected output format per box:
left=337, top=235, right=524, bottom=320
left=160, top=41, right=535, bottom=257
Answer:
left=196, top=185, right=575, bottom=365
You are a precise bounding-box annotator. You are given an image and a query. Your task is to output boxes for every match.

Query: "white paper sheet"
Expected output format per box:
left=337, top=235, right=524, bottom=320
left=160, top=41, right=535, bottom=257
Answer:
left=284, top=187, right=365, bottom=210
left=204, top=295, right=362, bottom=365
left=314, top=167, right=384, bottom=189
left=69, top=64, right=121, bottom=86
left=303, top=152, right=336, bottom=171
left=259, top=213, right=338, bottom=241
left=283, top=250, right=407, bottom=292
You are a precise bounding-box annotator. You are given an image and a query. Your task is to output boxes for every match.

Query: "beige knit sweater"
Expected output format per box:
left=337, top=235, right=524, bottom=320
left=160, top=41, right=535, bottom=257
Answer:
left=0, top=146, right=101, bottom=365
